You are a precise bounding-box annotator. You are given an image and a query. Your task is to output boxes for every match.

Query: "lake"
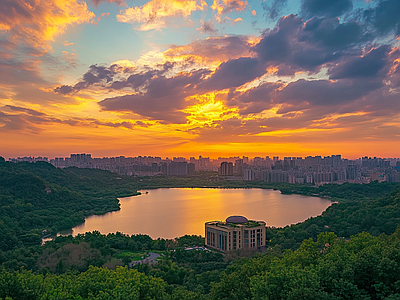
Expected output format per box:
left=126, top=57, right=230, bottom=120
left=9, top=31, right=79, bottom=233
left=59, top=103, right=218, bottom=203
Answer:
left=71, top=188, right=332, bottom=239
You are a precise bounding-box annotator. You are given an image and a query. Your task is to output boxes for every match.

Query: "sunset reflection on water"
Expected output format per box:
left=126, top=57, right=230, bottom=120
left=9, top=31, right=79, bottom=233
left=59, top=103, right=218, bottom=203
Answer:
left=72, top=188, right=332, bottom=239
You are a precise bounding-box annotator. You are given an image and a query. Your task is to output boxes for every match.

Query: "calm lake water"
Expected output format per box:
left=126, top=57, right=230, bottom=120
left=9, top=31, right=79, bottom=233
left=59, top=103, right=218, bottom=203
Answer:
left=71, top=188, right=332, bottom=239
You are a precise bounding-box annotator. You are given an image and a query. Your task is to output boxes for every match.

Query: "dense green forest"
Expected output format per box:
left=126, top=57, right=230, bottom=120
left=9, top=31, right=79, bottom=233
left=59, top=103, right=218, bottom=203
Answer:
left=2, top=230, right=400, bottom=299
left=0, top=158, right=142, bottom=249
left=2, top=158, right=400, bottom=299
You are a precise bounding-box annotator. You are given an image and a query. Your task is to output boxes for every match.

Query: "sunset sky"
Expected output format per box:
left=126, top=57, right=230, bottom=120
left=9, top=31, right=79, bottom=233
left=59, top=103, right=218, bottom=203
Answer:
left=1, top=0, right=400, bottom=159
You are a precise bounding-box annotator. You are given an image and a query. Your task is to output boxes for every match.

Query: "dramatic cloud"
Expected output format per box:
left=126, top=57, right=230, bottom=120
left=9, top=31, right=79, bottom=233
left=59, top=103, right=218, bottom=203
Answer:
left=54, top=61, right=182, bottom=95
left=301, top=0, right=353, bottom=18
left=116, top=0, right=207, bottom=31
left=226, top=82, right=282, bottom=114
left=199, top=57, right=265, bottom=91
left=254, top=15, right=303, bottom=62
left=0, top=0, right=94, bottom=49
left=4, top=0, right=400, bottom=158
left=329, top=45, right=391, bottom=79
left=55, top=35, right=256, bottom=96
left=253, top=14, right=369, bottom=74
left=301, top=17, right=365, bottom=50
left=276, top=78, right=383, bottom=107
left=165, top=36, right=254, bottom=66
left=99, top=69, right=210, bottom=123
left=55, top=64, right=118, bottom=94
left=223, top=74, right=387, bottom=119
left=254, top=15, right=334, bottom=73
left=55, top=8, right=400, bottom=133
left=363, top=0, right=400, bottom=36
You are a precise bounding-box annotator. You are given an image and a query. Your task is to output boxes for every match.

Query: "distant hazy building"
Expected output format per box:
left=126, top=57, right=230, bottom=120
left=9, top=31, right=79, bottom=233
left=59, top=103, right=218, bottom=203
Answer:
left=161, top=162, right=195, bottom=176
left=169, top=162, right=188, bottom=176
left=219, top=162, right=234, bottom=176
left=244, top=169, right=255, bottom=181
left=205, top=216, right=266, bottom=251
left=70, top=153, right=92, bottom=164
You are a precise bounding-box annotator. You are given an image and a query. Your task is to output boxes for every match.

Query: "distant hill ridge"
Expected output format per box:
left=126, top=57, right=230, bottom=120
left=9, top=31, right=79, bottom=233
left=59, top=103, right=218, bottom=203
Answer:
left=0, top=158, right=139, bottom=250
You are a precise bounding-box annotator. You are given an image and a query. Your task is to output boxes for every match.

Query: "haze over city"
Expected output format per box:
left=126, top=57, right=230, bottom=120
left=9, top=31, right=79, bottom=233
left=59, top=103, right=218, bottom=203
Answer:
left=1, top=0, right=400, bottom=159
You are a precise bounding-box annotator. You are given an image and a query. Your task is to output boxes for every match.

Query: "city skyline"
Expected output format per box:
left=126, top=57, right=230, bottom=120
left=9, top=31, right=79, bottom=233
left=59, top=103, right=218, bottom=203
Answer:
left=7, top=152, right=400, bottom=184
left=1, top=0, right=400, bottom=158
left=6, top=152, right=400, bottom=161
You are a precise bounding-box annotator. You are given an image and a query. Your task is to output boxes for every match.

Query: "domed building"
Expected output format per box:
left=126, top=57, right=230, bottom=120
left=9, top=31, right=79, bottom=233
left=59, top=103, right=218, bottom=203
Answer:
left=205, top=216, right=266, bottom=251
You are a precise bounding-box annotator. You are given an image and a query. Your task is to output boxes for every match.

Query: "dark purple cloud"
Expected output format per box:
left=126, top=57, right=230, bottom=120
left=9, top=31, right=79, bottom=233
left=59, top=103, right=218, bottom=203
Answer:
left=110, top=62, right=177, bottom=91
left=54, top=64, right=118, bottom=94
left=277, top=78, right=383, bottom=106
left=99, top=69, right=210, bottom=123
left=329, top=45, right=391, bottom=79
left=199, top=57, right=265, bottom=91
left=222, top=74, right=385, bottom=118
left=363, top=0, right=400, bottom=36
left=54, top=85, right=74, bottom=95
left=302, top=17, right=365, bottom=50
left=301, top=0, right=353, bottom=18
left=226, top=82, right=282, bottom=114
left=254, top=15, right=302, bottom=63
left=110, top=72, right=153, bottom=90
left=253, top=14, right=363, bottom=73
left=54, top=61, right=179, bottom=95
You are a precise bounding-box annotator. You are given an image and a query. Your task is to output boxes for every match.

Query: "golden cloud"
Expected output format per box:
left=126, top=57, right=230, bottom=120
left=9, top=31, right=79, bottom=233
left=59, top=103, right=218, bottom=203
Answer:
left=116, top=0, right=207, bottom=31
left=0, top=0, right=94, bottom=50
left=164, top=36, right=255, bottom=69
left=226, top=16, right=243, bottom=26
left=211, top=0, right=248, bottom=22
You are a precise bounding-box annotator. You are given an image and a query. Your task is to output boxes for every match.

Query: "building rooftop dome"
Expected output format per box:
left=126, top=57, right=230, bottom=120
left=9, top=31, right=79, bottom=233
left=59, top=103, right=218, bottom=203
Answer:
left=226, top=215, right=248, bottom=223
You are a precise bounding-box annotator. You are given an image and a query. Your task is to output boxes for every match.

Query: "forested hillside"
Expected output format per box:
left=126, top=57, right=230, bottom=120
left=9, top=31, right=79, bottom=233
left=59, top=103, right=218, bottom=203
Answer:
left=268, top=184, right=400, bottom=250
left=2, top=230, right=400, bottom=299
left=0, top=158, right=139, bottom=251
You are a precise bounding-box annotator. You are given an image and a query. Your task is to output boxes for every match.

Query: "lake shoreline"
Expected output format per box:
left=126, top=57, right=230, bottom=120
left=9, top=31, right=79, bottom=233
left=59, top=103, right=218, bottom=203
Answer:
left=70, top=187, right=332, bottom=239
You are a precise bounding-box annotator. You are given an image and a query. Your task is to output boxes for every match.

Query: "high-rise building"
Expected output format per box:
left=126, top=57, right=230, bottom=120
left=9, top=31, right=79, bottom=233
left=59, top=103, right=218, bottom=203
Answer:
left=234, top=159, right=244, bottom=176
left=346, top=165, right=358, bottom=180
left=244, top=169, right=255, bottom=181
left=205, top=216, right=266, bottom=251
left=219, top=162, right=234, bottom=176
